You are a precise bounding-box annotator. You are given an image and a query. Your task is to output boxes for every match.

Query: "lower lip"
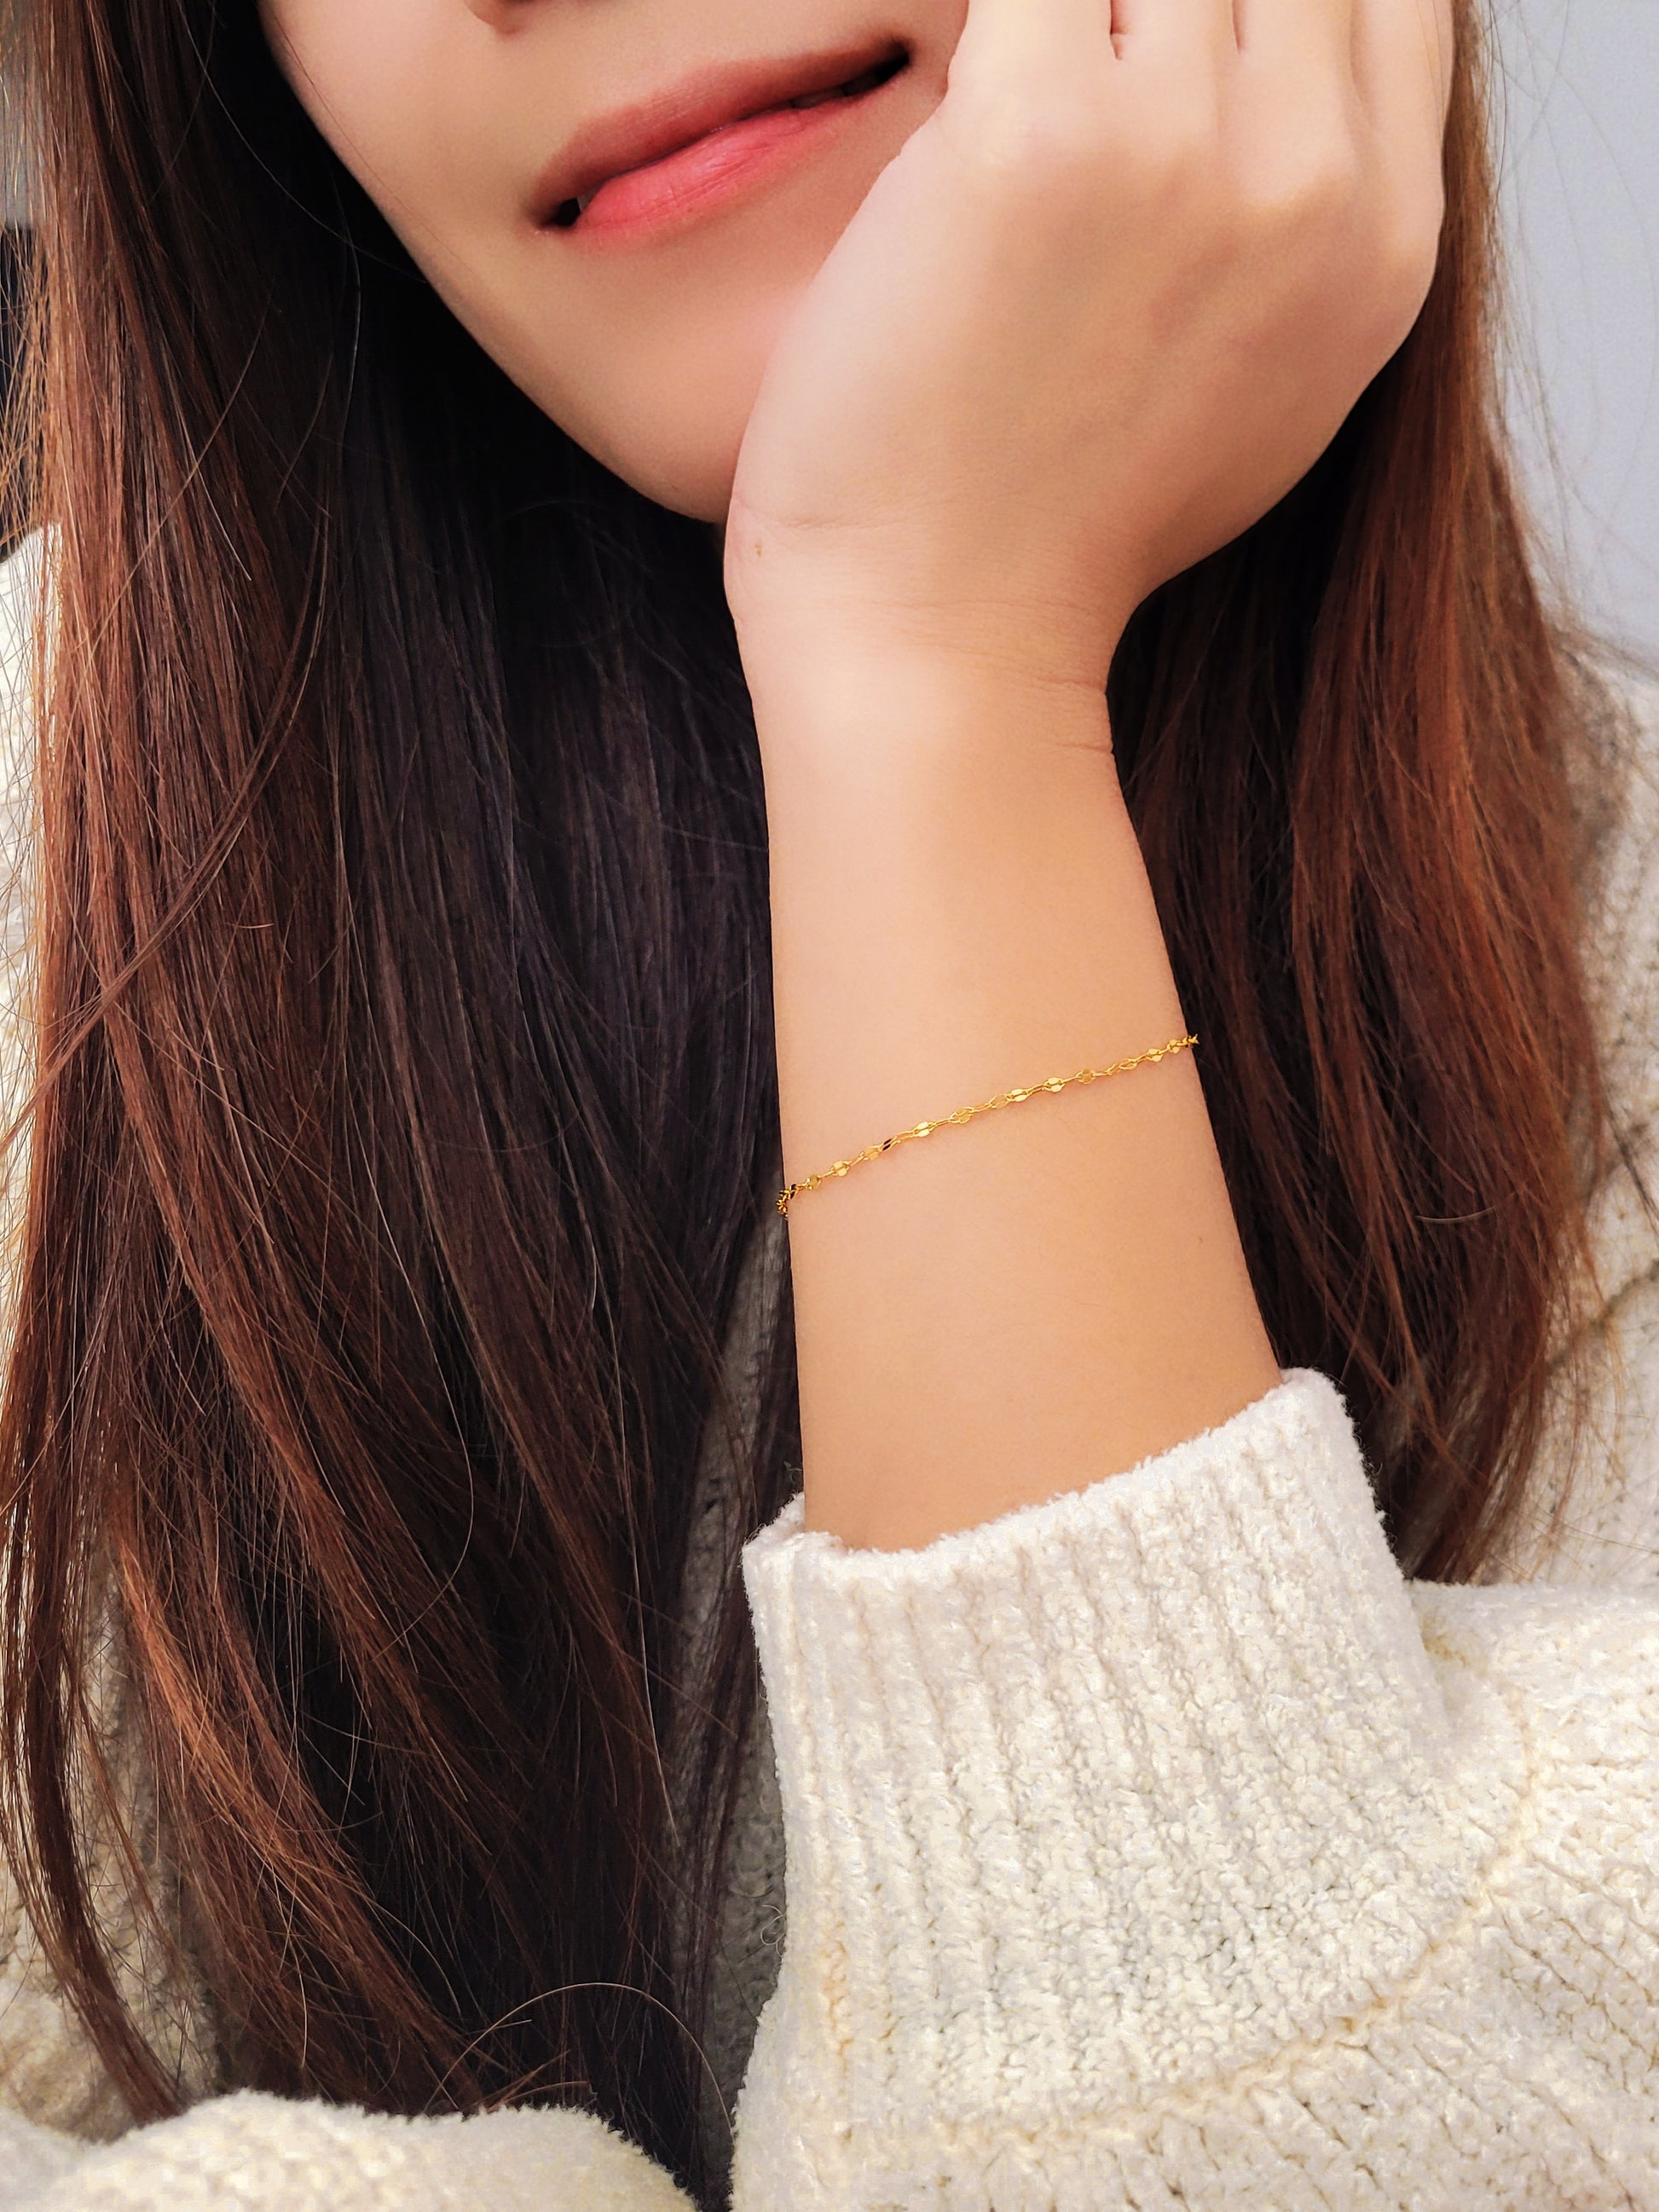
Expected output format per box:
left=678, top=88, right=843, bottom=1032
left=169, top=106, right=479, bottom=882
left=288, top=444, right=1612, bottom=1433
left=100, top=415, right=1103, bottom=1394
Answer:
left=567, top=80, right=893, bottom=246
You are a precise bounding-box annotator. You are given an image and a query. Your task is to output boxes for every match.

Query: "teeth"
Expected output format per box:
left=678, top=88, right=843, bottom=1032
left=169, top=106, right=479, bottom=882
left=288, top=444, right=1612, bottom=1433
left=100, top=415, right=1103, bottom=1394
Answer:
left=786, top=54, right=905, bottom=110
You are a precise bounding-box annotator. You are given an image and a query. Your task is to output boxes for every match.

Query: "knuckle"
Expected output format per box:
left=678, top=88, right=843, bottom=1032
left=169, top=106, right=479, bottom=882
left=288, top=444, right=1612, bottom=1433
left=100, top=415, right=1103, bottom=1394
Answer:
left=1137, top=90, right=1225, bottom=183
left=1246, top=130, right=1363, bottom=234
left=949, top=69, right=1114, bottom=190
left=957, top=72, right=1227, bottom=211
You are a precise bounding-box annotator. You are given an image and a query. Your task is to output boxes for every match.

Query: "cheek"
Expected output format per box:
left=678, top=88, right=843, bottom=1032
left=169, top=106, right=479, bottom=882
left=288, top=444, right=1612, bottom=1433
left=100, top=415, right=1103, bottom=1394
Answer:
left=431, top=197, right=871, bottom=523
left=263, top=2, right=956, bottom=524
left=263, top=0, right=510, bottom=280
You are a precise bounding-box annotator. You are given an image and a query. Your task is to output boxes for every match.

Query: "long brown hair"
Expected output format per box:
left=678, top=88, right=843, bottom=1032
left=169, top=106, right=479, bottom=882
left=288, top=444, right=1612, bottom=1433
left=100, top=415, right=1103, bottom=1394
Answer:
left=0, top=0, right=1647, bottom=2201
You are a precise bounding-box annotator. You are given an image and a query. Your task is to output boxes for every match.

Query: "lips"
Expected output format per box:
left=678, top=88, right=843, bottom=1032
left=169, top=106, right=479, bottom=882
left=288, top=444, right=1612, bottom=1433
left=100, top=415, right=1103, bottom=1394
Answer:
left=536, top=38, right=911, bottom=231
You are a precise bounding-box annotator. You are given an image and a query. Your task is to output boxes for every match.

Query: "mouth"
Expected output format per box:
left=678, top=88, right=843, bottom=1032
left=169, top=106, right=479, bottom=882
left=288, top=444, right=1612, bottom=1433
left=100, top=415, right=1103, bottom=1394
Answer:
left=538, top=39, right=911, bottom=234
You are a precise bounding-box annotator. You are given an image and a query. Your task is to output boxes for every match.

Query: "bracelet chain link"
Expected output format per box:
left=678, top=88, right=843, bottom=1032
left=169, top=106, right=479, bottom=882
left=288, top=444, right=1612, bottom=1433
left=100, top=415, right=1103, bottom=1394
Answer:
left=776, top=1032, right=1199, bottom=1216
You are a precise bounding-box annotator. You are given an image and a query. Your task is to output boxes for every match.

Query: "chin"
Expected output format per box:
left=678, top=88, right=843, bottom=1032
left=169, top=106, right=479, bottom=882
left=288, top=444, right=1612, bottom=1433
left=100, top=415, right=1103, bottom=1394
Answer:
left=616, top=438, right=743, bottom=526
left=573, top=419, right=742, bottom=524
left=532, top=374, right=751, bottom=525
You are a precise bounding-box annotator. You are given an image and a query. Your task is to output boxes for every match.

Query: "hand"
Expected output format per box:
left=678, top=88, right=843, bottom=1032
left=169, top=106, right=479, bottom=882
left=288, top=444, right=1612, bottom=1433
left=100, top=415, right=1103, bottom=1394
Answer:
left=724, top=0, right=1454, bottom=698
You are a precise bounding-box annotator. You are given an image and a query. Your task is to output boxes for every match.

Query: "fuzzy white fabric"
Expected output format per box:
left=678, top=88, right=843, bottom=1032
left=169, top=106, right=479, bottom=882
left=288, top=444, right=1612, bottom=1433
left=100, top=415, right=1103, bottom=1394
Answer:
left=735, top=1364, right=1659, bottom=2209
left=0, top=530, right=1656, bottom=2207
left=17, top=2097, right=692, bottom=2210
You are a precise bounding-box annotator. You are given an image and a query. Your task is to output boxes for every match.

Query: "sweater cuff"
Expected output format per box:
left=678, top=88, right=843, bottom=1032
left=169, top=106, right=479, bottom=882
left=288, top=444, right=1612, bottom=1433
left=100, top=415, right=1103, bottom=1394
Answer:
left=741, top=1369, right=1528, bottom=2124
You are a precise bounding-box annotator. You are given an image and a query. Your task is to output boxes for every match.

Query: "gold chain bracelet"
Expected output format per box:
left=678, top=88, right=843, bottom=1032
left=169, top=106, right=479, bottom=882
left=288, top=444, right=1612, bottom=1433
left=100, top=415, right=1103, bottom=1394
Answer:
left=775, top=1032, right=1198, bottom=1216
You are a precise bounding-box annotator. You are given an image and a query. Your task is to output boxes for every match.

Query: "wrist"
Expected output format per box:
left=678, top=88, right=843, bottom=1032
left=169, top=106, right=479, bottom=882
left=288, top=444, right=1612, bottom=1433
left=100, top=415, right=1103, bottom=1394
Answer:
left=725, top=527, right=1136, bottom=719
left=738, top=623, right=1122, bottom=785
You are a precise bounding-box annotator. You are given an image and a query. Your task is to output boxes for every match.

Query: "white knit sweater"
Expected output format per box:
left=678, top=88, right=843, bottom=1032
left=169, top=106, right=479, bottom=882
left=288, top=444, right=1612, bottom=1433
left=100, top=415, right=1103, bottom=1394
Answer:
left=0, top=531, right=1656, bottom=2209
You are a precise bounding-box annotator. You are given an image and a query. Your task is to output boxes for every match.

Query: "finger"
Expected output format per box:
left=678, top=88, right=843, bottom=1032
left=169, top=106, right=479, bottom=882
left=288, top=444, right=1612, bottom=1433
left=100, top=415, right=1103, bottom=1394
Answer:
left=1111, top=0, right=1239, bottom=70
left=1233, top=0, right=1359, bottom=92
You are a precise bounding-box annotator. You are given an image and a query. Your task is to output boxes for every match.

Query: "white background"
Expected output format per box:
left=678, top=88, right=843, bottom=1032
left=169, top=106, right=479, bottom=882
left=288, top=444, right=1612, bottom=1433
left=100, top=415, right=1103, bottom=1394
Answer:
left=1494, top=0, right=1658, bottom=660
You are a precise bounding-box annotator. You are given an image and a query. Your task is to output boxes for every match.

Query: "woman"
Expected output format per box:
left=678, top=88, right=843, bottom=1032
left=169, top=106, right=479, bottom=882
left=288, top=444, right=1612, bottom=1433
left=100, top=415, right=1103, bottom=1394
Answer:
left=0, top=0, right=1654, bottom=2203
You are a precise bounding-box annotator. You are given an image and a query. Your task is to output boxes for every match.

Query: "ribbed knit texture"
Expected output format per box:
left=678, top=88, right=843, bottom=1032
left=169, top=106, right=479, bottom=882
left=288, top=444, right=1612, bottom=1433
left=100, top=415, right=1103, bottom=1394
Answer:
left=732, top=1365, right=1659, bottom=2208
left=0, top=531, right=1656, bottom=2207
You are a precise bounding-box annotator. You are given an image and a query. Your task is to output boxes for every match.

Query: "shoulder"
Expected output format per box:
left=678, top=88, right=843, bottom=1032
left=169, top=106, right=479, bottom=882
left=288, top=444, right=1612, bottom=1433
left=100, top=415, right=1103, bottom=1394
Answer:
left=0, top=527, right=45, bottom=755
left=1569, top=640, right=1659, bottom=1040
left=1477, top=646, right=1659, bottom=1587
left=1558, top=643, right=1659, bottom=1303
left=0, top=532, right=42, bottom=1288
left=0, top=526, right=43, bottom=986
left=0, top=1627, right=219, bottom=2145
left=1414, top=1567, right=1659, bottom=1723
left=0, top=527, right=43, bottom=969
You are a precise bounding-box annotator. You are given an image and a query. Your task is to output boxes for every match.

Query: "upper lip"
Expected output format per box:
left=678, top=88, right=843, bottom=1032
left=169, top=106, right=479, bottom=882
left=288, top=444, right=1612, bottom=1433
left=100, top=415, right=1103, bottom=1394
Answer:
left=532, top=35, right=910, bottom=223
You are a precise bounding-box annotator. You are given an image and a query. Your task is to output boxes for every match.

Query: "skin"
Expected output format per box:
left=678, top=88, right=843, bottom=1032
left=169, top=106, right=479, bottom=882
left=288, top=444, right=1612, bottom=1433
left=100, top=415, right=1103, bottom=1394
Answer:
left=265, top=0, right=1454, bottom=1549
left=262, top=0, right=969, bottom=520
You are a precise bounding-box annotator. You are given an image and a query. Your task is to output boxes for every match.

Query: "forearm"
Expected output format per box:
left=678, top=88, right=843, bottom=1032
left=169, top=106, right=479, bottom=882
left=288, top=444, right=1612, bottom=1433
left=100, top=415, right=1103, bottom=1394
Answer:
left=751, top=645, right=1280, bottom=1551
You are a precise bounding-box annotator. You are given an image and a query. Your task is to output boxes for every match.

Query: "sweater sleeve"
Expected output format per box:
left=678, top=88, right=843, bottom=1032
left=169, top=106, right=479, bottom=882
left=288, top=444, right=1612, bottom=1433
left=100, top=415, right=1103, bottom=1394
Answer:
left=731, top=1365, right=1659, bottom=2209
